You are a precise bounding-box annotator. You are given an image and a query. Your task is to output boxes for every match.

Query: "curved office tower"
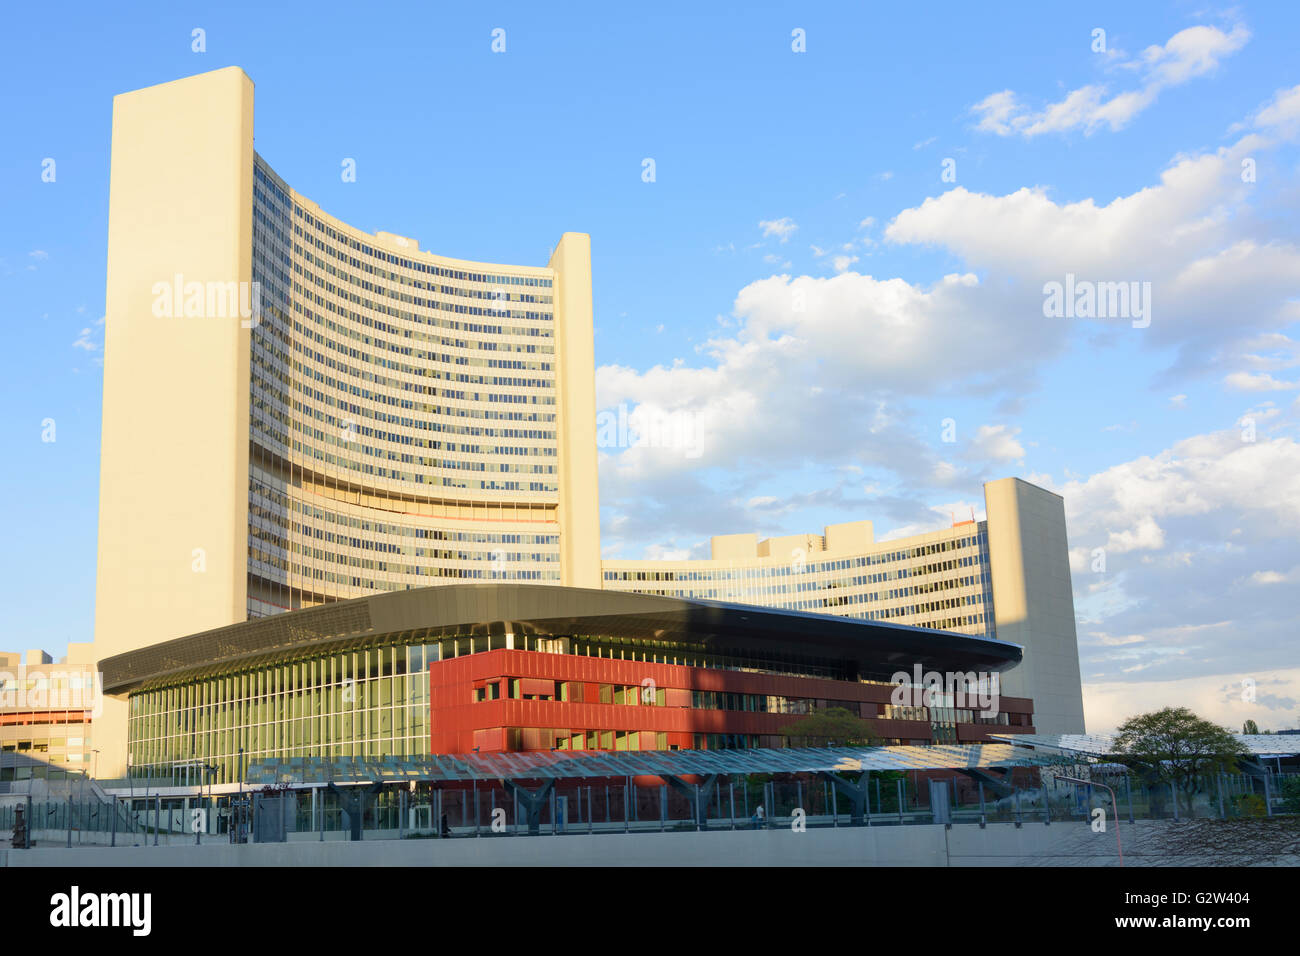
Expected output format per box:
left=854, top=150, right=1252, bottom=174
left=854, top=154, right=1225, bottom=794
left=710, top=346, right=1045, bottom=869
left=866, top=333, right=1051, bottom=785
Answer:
left=245, top=160, right=585, bottom=617
left=94, top=67, right=598, bottom=776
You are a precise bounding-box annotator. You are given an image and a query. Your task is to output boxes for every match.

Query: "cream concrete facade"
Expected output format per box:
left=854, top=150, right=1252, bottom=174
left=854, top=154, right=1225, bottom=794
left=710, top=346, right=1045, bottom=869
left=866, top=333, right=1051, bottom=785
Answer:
left=548, top=233, right=601, bottom=589
left=1, top=643, right=99, bottom=780
left=603, top=478, right=1086, bottom=734
left=93, top=67, right=598, bottom=776
left=983, top=478, right=1086, bottom=735
left=96, top=66, right=255, bottom=668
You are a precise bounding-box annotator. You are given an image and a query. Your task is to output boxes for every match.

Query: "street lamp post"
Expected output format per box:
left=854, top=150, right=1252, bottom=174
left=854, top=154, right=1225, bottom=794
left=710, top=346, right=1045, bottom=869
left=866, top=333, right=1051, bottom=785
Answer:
left=1057, top=775, right=1123, bottom=867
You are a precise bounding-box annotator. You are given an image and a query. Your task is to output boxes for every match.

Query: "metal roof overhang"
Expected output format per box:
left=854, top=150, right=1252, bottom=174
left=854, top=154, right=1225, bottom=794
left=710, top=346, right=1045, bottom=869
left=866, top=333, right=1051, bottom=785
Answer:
left=99, top=583, right=1022, bottom=692
left=241, top=744, right=1056, bottom=786
left=990, top=733, right=1300, bottom=758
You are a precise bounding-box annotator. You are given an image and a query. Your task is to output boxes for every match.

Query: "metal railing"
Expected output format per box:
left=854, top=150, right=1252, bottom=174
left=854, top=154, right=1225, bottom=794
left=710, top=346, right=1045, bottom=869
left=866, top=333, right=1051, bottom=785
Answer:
left=4, top=769, right=1294, bottom=848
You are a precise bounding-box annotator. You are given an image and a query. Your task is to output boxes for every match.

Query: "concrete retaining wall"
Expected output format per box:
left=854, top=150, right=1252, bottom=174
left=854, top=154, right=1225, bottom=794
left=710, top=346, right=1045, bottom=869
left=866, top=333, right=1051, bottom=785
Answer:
left=3, top=821, right=1295, bottom=867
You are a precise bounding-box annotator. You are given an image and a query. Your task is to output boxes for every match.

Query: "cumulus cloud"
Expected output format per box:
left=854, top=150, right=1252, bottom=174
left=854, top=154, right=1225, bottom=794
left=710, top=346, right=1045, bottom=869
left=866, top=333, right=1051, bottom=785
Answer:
left=884, top=136, right=1300, bottom=375
left=1046, top=421, right=1300, bottom=706
left=1223, top=371, right=1299, bottom=391
left=967, top=424, right=1025, bottom=462
left=758, top=217, right=798, bottom=242
left=1248, top=566, right=1300, bottom=586
left=973, top=22, right=1250, bottom=137
left=1247, top=83, right=1300, bottom=137
left=1085, top=670, right=1300, bottom=734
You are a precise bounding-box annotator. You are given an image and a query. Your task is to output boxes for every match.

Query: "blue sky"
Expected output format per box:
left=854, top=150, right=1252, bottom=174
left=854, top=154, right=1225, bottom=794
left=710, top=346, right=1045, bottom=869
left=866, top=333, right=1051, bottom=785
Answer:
left=1, top=1, right=1298, bottom=732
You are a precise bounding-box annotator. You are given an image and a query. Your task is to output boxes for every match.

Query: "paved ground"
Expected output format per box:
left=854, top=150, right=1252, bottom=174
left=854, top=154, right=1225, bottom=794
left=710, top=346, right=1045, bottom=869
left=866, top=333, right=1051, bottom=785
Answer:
left=4, top=818, right=1299, bottom=866
left=949, top=817, right=1300, bottom=866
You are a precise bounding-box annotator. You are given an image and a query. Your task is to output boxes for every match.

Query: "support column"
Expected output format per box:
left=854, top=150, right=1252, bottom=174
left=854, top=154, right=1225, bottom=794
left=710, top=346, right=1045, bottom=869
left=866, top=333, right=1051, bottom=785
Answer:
left=662, top=775, right=718, bottom=830
left=501, top=779, right=556, bottom=835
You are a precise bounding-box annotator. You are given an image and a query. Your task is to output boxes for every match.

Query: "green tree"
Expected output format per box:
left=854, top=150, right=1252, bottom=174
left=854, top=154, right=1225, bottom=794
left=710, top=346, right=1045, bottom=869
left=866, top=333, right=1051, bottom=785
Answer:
left=778, top=707, right=880, bottom=748
left=1242, top=719, right=1260, bottom=735
left=1279, top=776, right=1300, bottom=814
left=1114, top=707, right=1249, bottom=800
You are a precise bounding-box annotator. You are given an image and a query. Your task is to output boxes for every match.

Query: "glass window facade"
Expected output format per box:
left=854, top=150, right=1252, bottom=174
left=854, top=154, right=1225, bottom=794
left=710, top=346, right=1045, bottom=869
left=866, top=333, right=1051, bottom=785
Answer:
left=246, top=157, right=564, bottom=616
left=127, top=640, right=441, bottom=784
left=604, top=526, right=997, bottom=640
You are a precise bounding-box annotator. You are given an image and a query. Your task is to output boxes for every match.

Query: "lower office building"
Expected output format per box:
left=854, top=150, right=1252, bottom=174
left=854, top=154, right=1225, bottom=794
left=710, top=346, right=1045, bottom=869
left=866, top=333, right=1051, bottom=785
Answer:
left=98, top=584, right=1033, bottom=786
left=0, top=645, right=98, bottom=782
left=603, top=477, right=1086, bottom=735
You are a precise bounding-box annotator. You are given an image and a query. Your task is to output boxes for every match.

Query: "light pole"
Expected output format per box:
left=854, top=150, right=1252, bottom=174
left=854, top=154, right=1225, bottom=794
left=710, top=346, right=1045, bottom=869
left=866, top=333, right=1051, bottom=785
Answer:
left=1057, top=775, right=1123, bottom=867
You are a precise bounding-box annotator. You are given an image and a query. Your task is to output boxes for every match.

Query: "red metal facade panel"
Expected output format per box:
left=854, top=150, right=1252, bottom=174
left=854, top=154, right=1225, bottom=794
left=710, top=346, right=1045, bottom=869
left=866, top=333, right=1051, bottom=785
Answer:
left=428, top=649, right=1034, bottom=754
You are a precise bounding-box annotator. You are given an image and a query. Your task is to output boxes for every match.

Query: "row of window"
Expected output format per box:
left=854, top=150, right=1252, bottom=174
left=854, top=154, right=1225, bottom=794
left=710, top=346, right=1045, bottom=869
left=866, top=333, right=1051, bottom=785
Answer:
left=254, top=163, right=553, bottom=290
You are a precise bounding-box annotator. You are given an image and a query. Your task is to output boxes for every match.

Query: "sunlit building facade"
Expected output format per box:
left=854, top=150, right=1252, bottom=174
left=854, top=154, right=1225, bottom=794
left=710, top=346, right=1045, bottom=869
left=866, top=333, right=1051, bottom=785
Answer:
left=603, top=478, right=1086, bottom=735
left=0, top=645, right=98, bottom=783
left=93, top=67, right=598, bottom=777
left=101, top=585, right=1032, bottom=784
left=244, top=160, right=586, bottom=616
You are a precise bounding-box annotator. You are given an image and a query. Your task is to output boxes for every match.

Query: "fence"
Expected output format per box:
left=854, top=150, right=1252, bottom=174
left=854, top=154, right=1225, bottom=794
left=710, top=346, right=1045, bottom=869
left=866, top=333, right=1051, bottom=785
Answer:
left=5, top=769, right=1294, bottom=847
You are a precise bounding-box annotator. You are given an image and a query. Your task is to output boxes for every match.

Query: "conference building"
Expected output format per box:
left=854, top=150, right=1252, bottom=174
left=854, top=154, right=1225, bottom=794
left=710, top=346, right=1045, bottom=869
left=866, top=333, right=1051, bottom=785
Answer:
left=101, top=585, right=1034, bottom=786
left=91, top=67, right=1084, bottom=784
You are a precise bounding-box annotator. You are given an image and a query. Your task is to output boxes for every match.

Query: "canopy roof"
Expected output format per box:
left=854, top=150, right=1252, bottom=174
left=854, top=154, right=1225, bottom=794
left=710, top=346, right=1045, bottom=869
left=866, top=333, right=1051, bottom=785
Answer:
left=990, top=732, right=1300, bottom=758
left=242, top=743, right=1056, bottom=786
left=101, top=583, right=1022, bottom=691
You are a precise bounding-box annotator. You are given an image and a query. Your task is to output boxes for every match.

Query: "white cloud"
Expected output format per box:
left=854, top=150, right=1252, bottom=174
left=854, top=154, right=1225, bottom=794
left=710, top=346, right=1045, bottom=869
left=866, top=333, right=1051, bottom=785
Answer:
left=1223, top=371, right=1299, bottom=391
left=642, top=544, right=693, bottom=561
left=758, top=217, right=798, bottom=242
left=1084, top=670, right=1300, bottom=734
left=72, top=328, right=97, bottom=351
left=1251, top=83, right=1300, bottom=137
left=968, top=424, right=1025, bottom=462
left=973, top=23, right=1250, bottom=137
left=1248, top=566, right=1300, bottom=586
left=1060, top=429, right=1300, bottom=545
left=883, top=137, right=1300, bottom=370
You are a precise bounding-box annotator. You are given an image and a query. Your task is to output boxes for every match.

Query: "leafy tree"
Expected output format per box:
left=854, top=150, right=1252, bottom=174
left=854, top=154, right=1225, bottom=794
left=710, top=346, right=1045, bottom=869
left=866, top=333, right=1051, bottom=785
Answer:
left=1280, top=776, right=1300, bottom=814
left=1114, top=707, right=1249, bottom=800
left=778, top=706, right=880, bottom=748
left=1242, top=719, right=1260, bottom=735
